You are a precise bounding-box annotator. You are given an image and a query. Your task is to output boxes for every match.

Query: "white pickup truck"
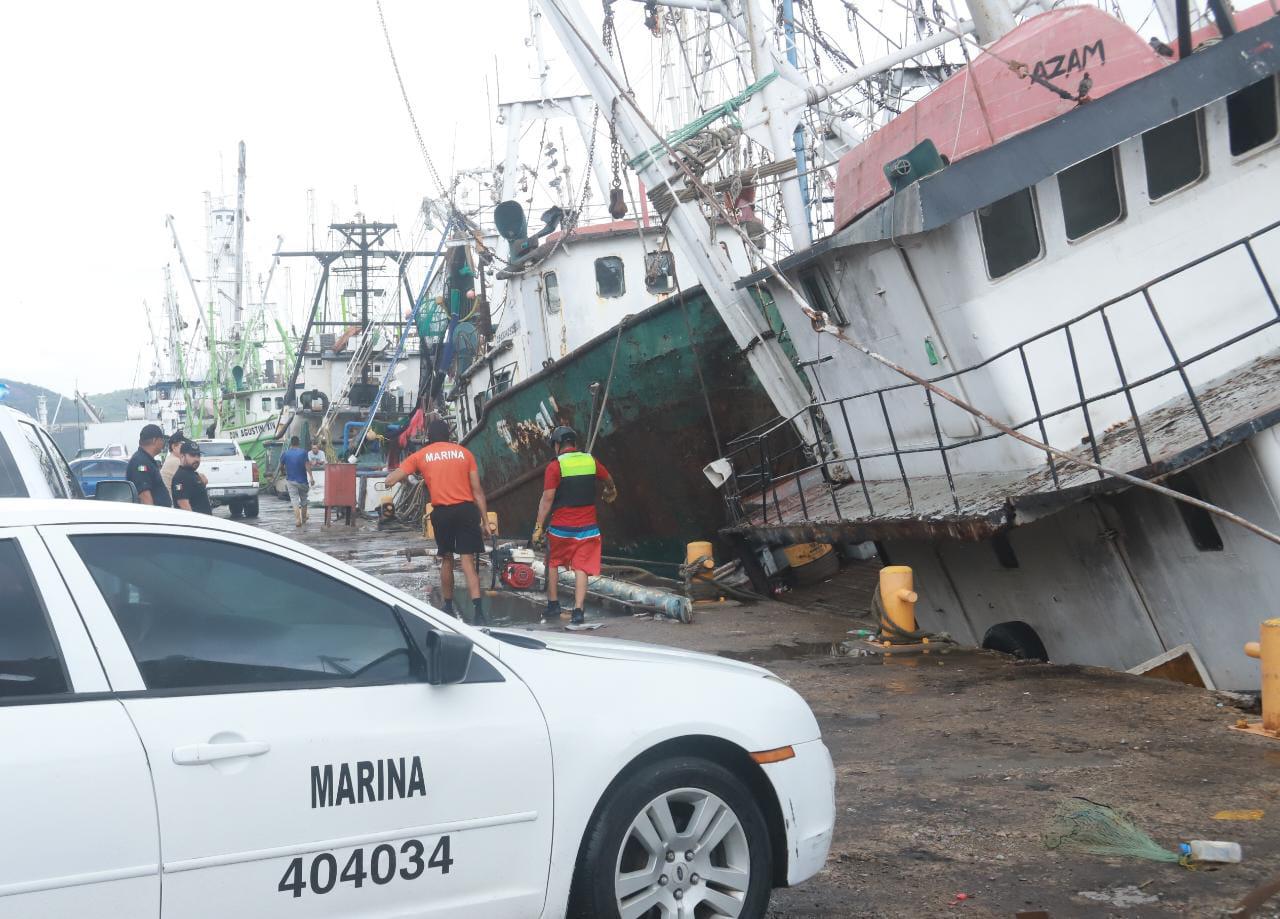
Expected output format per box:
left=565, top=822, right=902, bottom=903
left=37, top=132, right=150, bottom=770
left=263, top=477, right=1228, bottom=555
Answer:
left=196, top=439, right=260, bottom=518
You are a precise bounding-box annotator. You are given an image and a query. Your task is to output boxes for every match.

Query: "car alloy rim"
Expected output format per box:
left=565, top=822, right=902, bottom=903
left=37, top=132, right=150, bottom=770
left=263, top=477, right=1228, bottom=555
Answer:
left=614, top=786, right=751, bottom=918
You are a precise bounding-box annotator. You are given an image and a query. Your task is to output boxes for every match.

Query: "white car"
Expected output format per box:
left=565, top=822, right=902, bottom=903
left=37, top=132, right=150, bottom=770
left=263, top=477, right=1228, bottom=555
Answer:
left=0, top=499, right=835, bottom=919
left=0, top=405, right=82, bottom=499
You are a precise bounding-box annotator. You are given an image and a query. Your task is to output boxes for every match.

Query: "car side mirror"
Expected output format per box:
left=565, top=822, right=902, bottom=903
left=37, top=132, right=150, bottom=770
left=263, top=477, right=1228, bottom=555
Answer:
left=423, top=630, right=474, bottom=686
left=95, top=480, right=138, bottom=503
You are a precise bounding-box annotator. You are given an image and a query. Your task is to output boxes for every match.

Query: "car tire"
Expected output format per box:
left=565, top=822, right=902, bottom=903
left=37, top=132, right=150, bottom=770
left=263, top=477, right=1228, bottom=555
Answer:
left=982, top=620, right=1049, bottom=661
left=228, top=502, right=244, bottom=519
left=242, top=498, right=260, bottom=518
left=569, top=756, right=773, bottom=919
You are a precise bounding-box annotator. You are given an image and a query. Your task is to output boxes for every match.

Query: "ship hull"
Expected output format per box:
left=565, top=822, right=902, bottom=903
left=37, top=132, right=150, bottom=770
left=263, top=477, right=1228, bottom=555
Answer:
left=462, top=287, right=786, bottom=563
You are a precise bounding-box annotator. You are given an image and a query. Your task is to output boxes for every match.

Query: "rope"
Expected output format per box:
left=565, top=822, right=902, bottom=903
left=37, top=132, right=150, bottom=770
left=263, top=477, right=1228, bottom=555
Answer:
left=871, top=587, right=953, bottom=644
left=628, top=70, right=780, bottom=172
left=588, top=321, right=628, bottom=453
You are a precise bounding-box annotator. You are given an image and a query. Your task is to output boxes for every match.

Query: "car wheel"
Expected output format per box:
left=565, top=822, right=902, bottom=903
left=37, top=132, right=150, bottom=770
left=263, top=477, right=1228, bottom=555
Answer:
left=242, top=498, right=260, bottom=518
left=570, top=756, right=772, bottom=919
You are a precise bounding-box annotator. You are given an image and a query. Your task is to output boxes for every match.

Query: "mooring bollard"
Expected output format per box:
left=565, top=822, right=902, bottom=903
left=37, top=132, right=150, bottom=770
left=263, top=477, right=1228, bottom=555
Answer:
left=1243, top=618, right=1280, bottom=736
left=878, top=565, right=919, bottom=639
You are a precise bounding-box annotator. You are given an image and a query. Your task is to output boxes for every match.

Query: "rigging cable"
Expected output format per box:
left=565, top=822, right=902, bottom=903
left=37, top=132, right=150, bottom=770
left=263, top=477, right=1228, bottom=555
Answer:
left=376, top=0, right=451, bottom=202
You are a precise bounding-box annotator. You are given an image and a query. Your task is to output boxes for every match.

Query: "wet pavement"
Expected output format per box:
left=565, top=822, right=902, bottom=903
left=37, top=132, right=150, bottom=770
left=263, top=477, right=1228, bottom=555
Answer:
left=243, top=495, right=1280, bottom=918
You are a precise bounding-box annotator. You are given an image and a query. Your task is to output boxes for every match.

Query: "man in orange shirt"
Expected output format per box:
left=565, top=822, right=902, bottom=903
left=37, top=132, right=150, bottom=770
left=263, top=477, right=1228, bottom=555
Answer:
left=385, top=418, right=495, bottom=624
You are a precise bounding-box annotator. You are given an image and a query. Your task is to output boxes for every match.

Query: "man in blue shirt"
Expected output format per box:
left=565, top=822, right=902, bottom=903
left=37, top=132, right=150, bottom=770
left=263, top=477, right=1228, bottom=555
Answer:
left=277, top=436, right=313, bottom=527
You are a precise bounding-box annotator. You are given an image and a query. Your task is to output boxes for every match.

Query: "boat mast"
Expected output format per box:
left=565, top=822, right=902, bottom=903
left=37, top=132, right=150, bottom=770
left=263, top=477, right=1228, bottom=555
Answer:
left=537, top=0, right=817, bottom=437
left=234, top=141, right=247, bottom=334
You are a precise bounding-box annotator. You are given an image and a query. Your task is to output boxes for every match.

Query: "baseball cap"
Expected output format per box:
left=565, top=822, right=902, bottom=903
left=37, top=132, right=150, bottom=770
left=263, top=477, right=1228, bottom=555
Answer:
left=139, top=423, right=166, bottom=442
left=426, top=418, right=452, bottom=443
left=179, top=441, right=202, bottom=457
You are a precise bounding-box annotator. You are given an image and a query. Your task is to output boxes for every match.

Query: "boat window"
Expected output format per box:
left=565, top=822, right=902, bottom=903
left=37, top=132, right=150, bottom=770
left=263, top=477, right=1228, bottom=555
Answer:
left=1058, top=149, right=1124, bottom=241
left=0, top=540, right=70, bottom=698
left=645, top=251, right=676, bottom=294
left=260, top=398, right=272, bottom=411
left=798, top=268, right=848, bottom=326
left=542, top=272, right=561, bottom=314
left=71, top=534, right=415, bottom=691
left=1227, top=76, right=1279, bottom=157
left=275, top=397, right=284, bottom=410
left=1168, top=472, right=1224, bottom=551
left=491, top=368, right=514, bottom=396
left=1142, top=113, right=1205, bottom=200
left=976, top=188, right=1042, bottom=280
left=309, top=358, right=323, bottom=368
left=595, top=256, right=625, bottom=298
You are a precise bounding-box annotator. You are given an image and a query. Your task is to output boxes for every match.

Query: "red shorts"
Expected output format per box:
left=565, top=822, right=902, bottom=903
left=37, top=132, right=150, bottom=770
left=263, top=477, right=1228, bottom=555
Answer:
left=548, top=533, right=602, bottom=575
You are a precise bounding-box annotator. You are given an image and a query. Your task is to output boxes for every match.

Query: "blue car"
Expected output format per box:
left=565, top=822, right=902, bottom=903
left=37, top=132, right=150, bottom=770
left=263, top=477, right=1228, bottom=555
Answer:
left=70, top=458, right=129, bottom=497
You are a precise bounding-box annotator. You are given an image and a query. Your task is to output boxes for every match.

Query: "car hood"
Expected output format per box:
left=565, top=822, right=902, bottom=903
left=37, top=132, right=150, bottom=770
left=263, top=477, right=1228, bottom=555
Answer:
left=491, top=630, right=773, bottom=678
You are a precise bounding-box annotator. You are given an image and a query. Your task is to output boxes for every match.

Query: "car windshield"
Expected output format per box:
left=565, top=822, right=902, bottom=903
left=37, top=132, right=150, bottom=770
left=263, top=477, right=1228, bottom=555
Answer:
left=199, top=442, right=239, bottom=457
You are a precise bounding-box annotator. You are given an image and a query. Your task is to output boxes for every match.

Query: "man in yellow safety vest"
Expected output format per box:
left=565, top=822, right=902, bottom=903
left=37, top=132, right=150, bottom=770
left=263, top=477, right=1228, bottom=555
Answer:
left=532, top=426, right=617, bottom=627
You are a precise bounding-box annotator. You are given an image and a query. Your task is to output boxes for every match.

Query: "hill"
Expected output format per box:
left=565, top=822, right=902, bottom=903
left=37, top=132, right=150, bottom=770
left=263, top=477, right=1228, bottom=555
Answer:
left=84, top=387, right=146, bottom=421
left=0, top=378, right=69, bottom=422
left=0, top=379, right=146, bottom=423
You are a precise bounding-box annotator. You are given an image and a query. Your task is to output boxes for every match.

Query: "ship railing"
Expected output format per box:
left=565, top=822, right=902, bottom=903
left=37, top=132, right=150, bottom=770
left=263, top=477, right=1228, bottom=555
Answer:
left=721, top=218, right=1280, bottom=528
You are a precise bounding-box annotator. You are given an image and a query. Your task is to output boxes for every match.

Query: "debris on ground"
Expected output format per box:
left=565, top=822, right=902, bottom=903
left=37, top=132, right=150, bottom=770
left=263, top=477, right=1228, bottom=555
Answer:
left=1078, top=885, right=1160, bottom=907
left=1044, top=798, right=1180, bottom=863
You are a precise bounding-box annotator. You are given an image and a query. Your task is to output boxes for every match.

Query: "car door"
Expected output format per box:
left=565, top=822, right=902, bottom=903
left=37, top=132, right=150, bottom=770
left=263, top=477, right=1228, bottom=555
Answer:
left=0, top=528, right=159, bottom=918
left=43, top=523, right=554, bottom=919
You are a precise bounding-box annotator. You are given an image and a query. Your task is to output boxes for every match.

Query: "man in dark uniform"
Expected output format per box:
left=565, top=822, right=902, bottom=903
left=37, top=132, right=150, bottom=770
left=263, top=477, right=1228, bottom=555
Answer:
left=127, top=424, right=171, bottom=507
left=171, top=441, right=212, bottom=514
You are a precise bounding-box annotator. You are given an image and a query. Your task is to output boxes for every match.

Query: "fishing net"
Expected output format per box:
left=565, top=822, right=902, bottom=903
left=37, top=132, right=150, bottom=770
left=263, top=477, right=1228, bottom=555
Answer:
left=1044, top=798, right=1180, bottom=863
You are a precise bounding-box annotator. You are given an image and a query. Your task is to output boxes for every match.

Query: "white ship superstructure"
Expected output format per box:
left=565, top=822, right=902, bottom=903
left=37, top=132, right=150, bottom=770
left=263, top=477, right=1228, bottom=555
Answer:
left=543, top=0, right=1280, bottom=688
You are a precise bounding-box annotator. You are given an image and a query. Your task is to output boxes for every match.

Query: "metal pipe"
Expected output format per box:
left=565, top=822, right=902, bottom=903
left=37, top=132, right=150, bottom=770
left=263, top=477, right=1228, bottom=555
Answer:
left=800, top=19, right=979, bottom=108
left=531, top=560, right=693, bottom=622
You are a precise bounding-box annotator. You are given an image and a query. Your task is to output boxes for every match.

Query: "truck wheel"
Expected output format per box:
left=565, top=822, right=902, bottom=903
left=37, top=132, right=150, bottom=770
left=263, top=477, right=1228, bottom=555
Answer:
left=569, top=756, right=772, bottom=919
left=228, top=502, right=244, bottom=519
left=242, top=498, right=260, bottom=518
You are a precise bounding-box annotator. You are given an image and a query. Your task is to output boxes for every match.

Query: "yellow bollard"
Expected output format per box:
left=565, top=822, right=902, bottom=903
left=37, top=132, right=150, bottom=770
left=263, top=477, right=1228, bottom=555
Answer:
left=1243, top=619, right=1280, bottom=735
left=879, top=565, right=919, bottom=638
left=686, top=541, right=715, bottom=570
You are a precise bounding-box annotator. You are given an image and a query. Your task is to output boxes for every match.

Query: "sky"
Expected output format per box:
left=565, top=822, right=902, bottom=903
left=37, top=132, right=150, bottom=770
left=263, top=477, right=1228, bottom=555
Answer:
left=0, top=0, right=557, bottom=396
left=0, top=0, right=1181, bottom=397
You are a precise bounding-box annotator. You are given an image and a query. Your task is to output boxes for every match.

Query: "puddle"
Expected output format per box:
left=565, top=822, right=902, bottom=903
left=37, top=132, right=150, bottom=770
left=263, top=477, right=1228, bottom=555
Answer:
left=718, top=641, right=883, bottom=664
left=427, top=587, right=610, bottom=626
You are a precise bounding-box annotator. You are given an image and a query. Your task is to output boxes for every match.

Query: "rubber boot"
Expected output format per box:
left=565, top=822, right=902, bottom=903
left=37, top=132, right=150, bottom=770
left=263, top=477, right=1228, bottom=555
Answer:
left=441, top=598, right=455, bottom=618
left=570, top=608, right=585, bottom=626
left=472, top=598, right=488, bottom=626
left=542, top=600, right=560, bottom=624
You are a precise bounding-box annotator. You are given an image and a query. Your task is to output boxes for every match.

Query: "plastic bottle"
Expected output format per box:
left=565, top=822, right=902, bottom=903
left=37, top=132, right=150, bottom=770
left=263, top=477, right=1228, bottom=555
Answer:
left=1180, top=840, right=1243, bottom=863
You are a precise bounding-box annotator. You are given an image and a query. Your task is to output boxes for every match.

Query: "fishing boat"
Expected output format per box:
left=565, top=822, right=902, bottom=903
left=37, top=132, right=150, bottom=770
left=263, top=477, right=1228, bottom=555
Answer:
left=543, top=0, right=1280, bottom=686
